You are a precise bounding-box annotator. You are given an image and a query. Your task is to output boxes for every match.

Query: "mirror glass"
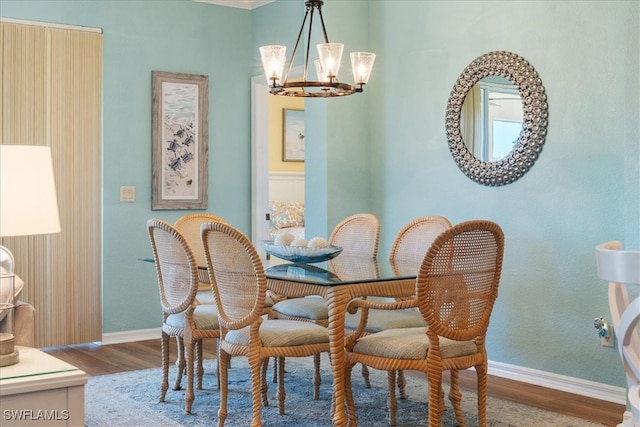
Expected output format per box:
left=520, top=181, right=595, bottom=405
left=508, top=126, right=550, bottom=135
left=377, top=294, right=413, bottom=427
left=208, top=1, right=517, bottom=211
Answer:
left=461, top=76, right=523, bottom=162
left=446, top=51, right=548, bottom=186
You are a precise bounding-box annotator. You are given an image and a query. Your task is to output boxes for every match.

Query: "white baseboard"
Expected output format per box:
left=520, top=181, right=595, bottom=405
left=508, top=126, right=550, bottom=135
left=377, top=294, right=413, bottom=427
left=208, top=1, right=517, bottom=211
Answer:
left=98, top=329, right=627, bottom=406
left=487, top=360, right=626, bottom=405
left=99, top=328, right=161, bottom=345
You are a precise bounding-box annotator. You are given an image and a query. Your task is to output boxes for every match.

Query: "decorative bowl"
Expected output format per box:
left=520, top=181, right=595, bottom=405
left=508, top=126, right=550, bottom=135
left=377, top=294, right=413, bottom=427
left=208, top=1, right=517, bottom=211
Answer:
left=260, top=241, right=343, bottom=263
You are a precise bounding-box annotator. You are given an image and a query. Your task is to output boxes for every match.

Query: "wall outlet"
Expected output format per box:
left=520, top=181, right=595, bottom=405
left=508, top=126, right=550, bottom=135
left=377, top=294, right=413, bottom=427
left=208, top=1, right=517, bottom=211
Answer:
left=601, top=334, right=614, bottom=347
left=594, top=316, right=615, bottom=347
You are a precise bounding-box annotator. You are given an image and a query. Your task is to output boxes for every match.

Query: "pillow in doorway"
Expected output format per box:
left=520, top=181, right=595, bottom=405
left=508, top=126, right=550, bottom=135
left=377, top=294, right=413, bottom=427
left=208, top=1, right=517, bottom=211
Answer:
left=270, top=201, right=304, bottom=229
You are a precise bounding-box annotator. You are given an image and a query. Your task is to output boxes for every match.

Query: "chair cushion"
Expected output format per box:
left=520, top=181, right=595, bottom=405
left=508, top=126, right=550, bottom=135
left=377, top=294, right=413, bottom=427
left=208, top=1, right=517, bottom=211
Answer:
left=196, top=290, right=274, bottom=308
left=271, top=297, right=328, bottom=321
left=195, top=290, right=215, bottom=305
left=166, top=304, right=219, bottom=330
left=352, top=327, right=477, bottom=360
left=345, top=309, right=426, bottom=333
left=225, top=319, right=329, bottom=347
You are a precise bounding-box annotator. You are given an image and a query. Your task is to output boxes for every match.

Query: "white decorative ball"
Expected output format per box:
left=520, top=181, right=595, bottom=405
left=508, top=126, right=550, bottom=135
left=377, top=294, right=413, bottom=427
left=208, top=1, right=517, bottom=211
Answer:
left=290, top=238, right=308, bottom=247
left=308, top=237, right=329, bottom=248
left=274, top=233, right=295, bottom=246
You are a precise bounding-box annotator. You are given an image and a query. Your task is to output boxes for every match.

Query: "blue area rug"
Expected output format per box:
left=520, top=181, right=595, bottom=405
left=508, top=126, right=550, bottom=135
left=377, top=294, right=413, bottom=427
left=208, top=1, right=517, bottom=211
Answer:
left=85, top=354, right=603, bottom=426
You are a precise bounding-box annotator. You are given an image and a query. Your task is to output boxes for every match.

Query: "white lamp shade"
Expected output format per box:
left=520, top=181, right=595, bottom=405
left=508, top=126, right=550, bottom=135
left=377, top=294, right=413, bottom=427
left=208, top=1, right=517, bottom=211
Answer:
left=351, top=52, right=376, bottom=85
left=259, top=45, right=287, bottom=85
left=317, top=43, right=344, bottom=78
left=0, top=145, right=61, bottom=237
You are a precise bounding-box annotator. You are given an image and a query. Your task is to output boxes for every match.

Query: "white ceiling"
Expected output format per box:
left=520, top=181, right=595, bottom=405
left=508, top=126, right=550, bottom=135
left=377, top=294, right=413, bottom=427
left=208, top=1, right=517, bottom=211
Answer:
left=195, top=0, right=275, bottom=10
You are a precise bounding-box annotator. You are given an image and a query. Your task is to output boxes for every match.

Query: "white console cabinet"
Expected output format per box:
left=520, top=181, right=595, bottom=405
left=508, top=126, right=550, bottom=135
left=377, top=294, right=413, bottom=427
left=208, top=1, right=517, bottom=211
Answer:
left=0, top=347, right=87, bottom=426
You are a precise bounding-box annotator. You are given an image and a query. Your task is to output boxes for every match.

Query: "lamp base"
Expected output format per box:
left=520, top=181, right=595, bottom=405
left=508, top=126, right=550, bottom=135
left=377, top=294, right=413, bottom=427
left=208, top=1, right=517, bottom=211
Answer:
left=0, top=336, right=19, bottom=366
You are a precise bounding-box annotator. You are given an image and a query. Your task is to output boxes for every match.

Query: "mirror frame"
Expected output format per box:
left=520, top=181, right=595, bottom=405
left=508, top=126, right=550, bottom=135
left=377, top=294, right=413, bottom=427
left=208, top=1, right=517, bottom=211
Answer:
left=445, top=51, right=548, bottom=186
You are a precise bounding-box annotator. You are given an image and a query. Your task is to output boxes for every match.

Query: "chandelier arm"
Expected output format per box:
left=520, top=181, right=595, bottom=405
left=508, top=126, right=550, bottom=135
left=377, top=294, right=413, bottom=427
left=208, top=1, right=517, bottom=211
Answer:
left=285, top=7, right=311, bottom=84
left=316, top=5, right=330, bottom=44
left=304, top=7, right=316, bottom=82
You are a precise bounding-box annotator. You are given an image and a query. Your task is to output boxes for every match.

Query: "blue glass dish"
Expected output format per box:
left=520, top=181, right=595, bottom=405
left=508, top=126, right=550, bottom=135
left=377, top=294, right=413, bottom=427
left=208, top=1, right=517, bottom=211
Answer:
left=260, top=241, right=343, bottom=263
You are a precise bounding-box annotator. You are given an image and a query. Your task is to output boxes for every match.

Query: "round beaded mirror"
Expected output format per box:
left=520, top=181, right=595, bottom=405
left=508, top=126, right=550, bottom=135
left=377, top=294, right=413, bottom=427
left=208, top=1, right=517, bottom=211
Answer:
left=445, top=51, right=548, bottom=186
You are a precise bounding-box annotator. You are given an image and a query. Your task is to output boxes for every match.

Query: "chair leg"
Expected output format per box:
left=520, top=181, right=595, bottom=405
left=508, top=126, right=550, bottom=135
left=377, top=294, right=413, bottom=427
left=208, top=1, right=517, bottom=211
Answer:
left=260, top=358, right=269, bottom=407
left=449, top=369, right=467, bottom=427
left=160, top=332, right=170, bottom=402
left=196, top=339, right=205, bottom=390
left=344, top=361, right=357, bottom=426
left=248, top=350, right=263, bottom=427
left=277, top=356, right=286, bottom=415
left=361, top=363, right=371, bottom=388
left=272, top=356, right=278, bottom=383
left=397, top=370, right=407, bottom=399
left=173, top=336, right=185, bottom=391
left=313, top=353, right=322, bottom=400
left=476, top=363, right=488, bottom=427
left=427, top=368, right=444, bottom=427
left=214, top=338, right=221, bottom=390
left=387, top=370, right=398, bottom=426
left=184, top=336, right=195, bottom=415
left=217, top=350, right=229, bottom=427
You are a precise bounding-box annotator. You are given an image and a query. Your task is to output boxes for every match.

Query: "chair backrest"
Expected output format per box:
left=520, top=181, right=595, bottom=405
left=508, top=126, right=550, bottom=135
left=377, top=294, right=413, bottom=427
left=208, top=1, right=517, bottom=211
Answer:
left=417, top=220, right=504, bottom=342
left=595, top=241, right=640, bottom=285
left=201, top=221, right=265, bottom=330
left=329, top=213, right=380, bottom=258
left=595, top=241, right=640, bottom=394
left=174, top=213, right=227, bottom=268
left=147, top=219, right=199, bottom=315
left=389, top=216, right=452, bottom=273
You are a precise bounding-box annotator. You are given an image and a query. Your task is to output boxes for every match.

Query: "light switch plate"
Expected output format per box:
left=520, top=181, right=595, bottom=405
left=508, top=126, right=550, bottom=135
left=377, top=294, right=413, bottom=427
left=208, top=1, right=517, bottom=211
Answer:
left=120, top=186, right=135, bottom=202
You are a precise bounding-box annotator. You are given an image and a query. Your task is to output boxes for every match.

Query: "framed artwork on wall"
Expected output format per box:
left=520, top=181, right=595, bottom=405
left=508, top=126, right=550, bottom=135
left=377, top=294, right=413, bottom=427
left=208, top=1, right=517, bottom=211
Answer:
left=152, top=71, right=208, bottom=210
left=282, top=108, right=304, bottom=162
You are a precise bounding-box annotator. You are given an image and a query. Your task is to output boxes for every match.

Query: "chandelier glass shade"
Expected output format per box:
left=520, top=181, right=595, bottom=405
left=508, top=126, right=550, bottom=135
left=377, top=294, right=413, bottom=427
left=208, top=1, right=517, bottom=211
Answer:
left=259, top=0, right=375, bottom=97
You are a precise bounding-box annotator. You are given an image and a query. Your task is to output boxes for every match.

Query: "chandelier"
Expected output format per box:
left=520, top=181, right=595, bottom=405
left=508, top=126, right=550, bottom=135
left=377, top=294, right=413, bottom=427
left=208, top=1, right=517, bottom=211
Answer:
left=259, top=0, right=376, bottom=97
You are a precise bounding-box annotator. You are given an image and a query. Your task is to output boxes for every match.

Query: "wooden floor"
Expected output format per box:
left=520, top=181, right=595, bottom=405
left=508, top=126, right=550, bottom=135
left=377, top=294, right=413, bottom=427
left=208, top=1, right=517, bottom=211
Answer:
left=42, top=339, right=624, bottom=426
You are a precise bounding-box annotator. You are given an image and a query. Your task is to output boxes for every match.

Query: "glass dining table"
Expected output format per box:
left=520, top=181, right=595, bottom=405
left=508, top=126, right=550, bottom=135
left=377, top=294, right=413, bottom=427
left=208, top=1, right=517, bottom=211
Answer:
left=265, top=255, right=417, bottom=427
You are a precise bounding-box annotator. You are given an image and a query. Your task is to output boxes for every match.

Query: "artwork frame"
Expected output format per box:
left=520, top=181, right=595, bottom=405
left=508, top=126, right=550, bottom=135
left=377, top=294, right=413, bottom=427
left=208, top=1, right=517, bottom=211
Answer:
left=282, top=108, right=305, bottom=162
left=152, top=71, right=208, bottom=210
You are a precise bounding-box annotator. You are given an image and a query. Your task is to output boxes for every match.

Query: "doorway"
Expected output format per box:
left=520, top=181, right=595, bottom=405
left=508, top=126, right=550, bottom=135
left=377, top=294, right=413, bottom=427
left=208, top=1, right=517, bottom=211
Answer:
left=251, top=68, right=305, bottom=245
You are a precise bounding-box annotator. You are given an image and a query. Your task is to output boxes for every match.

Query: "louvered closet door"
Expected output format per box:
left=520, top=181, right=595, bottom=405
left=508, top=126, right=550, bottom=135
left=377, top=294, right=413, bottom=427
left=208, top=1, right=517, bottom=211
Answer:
left=0, top=21, right=102, bottom=347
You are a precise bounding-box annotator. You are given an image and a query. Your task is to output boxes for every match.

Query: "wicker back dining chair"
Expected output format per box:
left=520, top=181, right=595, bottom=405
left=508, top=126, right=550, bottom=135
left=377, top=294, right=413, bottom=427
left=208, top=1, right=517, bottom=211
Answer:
left=344, top=220, right=504, bottom=426
left=268, top=213, right=380, bottom=388
left=389, top=215, right=453, bottom=268
left=201, top=221, right=330, bottom=427
left=270, top=213, right=380, bottom=326
left=173, top=213, right=227, bottom=384
left=147, top=219, right=220, bottom=415
left=175, top=213, right=227, bottom=294
left=329, top=212, right=380, bottom=257
left=345, top=216, right=452, bottom=394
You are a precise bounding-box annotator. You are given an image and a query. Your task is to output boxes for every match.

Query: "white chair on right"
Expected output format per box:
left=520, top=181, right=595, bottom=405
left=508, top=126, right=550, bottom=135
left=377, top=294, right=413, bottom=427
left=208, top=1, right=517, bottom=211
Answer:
left=596, top=241, right=640, bottom=427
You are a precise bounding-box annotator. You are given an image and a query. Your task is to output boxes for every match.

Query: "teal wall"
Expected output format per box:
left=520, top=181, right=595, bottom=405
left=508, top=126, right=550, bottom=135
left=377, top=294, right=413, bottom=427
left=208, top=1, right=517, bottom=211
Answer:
left=364, top=1, right=639, bottom=388
left=254, top=0, right=640, bottom=392
left=2, top=0, right=639, bottom=392
left=1, top=0, right=253, bottom=333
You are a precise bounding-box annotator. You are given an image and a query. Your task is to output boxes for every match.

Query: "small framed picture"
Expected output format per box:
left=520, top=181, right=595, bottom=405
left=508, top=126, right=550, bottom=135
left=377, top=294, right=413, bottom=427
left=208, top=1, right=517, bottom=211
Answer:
left=282, top=108, right=304, bottom=162
left=151, top=71, right=208, bottom=210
